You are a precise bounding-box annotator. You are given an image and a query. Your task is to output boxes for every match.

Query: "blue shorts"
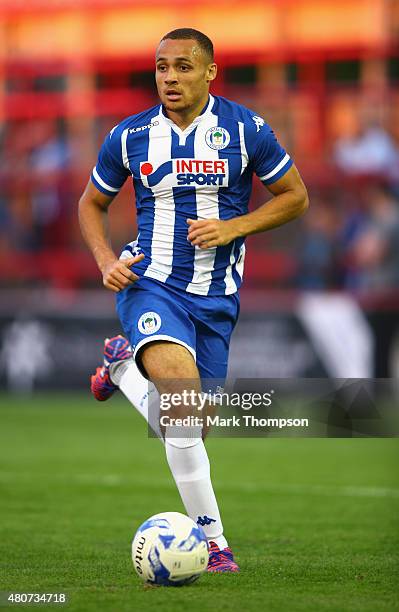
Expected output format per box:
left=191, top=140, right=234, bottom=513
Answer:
left=116, top=277, right=240, bottom=384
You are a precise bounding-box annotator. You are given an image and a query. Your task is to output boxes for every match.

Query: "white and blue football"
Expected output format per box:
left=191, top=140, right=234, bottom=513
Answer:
left=131, top=511, right=209, bottom=586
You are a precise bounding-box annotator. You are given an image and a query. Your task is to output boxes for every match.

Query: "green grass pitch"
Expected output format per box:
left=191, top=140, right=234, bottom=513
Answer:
left=0, top=393, right=398, bottom=611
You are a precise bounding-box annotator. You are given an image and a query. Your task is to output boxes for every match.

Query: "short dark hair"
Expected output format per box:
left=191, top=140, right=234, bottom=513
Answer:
left=160, top=28, right=214, bottom=62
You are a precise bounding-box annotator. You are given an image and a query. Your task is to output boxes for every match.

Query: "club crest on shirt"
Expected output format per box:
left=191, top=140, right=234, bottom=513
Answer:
left=205, top=126, right=230, bottom=150
left=138, top=312, right=162, bottom=335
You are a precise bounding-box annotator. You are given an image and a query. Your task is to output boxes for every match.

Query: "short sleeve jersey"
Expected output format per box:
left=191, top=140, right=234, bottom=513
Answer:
left=91, top=94, right=293, bottom=296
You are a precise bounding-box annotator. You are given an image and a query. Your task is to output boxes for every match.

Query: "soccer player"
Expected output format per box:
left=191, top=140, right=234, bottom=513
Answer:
left=79, top=28, right=308, bottom=572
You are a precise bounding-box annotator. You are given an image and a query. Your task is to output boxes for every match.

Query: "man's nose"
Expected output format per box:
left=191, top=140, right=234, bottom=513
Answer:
left=164, top=68, right=178, bottom=83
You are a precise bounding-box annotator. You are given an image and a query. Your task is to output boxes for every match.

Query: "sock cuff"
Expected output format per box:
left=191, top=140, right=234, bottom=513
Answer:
left=109, top=359, right=132, bottom=386
left=165, top=425, right=202, bottom=448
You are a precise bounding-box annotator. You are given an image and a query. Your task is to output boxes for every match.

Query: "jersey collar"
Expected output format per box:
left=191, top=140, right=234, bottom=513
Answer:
left=158, top=94, right=215, bottom=140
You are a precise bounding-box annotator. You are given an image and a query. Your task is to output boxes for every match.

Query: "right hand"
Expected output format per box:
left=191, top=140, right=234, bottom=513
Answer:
left=102, top=253, right=145, bottom=292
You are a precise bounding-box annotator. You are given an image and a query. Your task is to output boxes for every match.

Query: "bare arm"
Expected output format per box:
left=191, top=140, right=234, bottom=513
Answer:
left=78, top=180, right=144, bottom=292
left=187, top=165, right=309, bottom=248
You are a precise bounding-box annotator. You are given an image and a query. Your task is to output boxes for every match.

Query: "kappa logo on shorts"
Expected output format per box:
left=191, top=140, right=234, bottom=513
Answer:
left=205, top=126, right=230, bottom=150
left=138, top=311, right=162, bottom=335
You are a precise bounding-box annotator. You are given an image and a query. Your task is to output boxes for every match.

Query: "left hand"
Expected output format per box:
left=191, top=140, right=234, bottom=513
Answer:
left=187, top=218, right=238, bottom=249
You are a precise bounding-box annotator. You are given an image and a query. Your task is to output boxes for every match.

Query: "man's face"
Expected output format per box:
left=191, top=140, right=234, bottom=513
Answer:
left=155, top=38, right=216, bottom=113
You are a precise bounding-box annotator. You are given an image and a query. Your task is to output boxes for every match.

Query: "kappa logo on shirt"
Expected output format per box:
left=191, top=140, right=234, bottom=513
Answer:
left=140, top=158, right=229, bottom=187
left=129, top=121, right=159, bottom=134
left=252, top=115, right=265, bottom=133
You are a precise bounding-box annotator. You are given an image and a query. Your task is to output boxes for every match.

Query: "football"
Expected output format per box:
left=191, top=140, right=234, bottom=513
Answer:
left=131, top=511, right=209, bottom=586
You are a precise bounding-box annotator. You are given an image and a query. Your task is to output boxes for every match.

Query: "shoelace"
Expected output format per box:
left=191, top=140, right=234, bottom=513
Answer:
left=104, top=338, right=131, bottom=362
left=208, top=545, right=234, bottom=566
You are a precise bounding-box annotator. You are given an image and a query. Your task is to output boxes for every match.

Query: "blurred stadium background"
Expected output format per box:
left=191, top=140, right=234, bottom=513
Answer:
left=0, top=0, right=398, bottom=389
left=1, top=4, right=398, bottom=609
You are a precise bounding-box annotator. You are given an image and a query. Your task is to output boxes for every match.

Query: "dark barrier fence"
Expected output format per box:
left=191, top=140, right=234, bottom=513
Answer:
left=0, top=289, right=397, bottom=391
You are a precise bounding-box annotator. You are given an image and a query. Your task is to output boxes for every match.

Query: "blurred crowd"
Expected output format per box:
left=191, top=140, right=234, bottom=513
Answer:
left=0, top=120, right=73, bottom=253
left=1, top=104, right=399, bottom=293
left=299, top=180, right=399, bottom=291
left=299, top=118, right=399, bottom=291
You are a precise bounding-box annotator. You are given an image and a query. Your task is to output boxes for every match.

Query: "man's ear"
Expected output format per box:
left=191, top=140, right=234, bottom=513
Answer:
left=206, top=63, right=217, bottom=83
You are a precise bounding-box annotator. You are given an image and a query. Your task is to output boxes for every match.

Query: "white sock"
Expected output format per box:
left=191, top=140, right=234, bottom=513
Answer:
left=109, top=360, right=162, bottom=440
left=165, top=426, right=228, bottom=548
left=110, top=362, right=228, bottom=548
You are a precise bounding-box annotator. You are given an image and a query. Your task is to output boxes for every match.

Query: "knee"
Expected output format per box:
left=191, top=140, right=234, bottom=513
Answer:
left=140, top=341, right=198, bottom=381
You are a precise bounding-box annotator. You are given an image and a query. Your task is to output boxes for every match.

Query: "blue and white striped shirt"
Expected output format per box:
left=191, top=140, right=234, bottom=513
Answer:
left=91, top=94, right=292, bottom=296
